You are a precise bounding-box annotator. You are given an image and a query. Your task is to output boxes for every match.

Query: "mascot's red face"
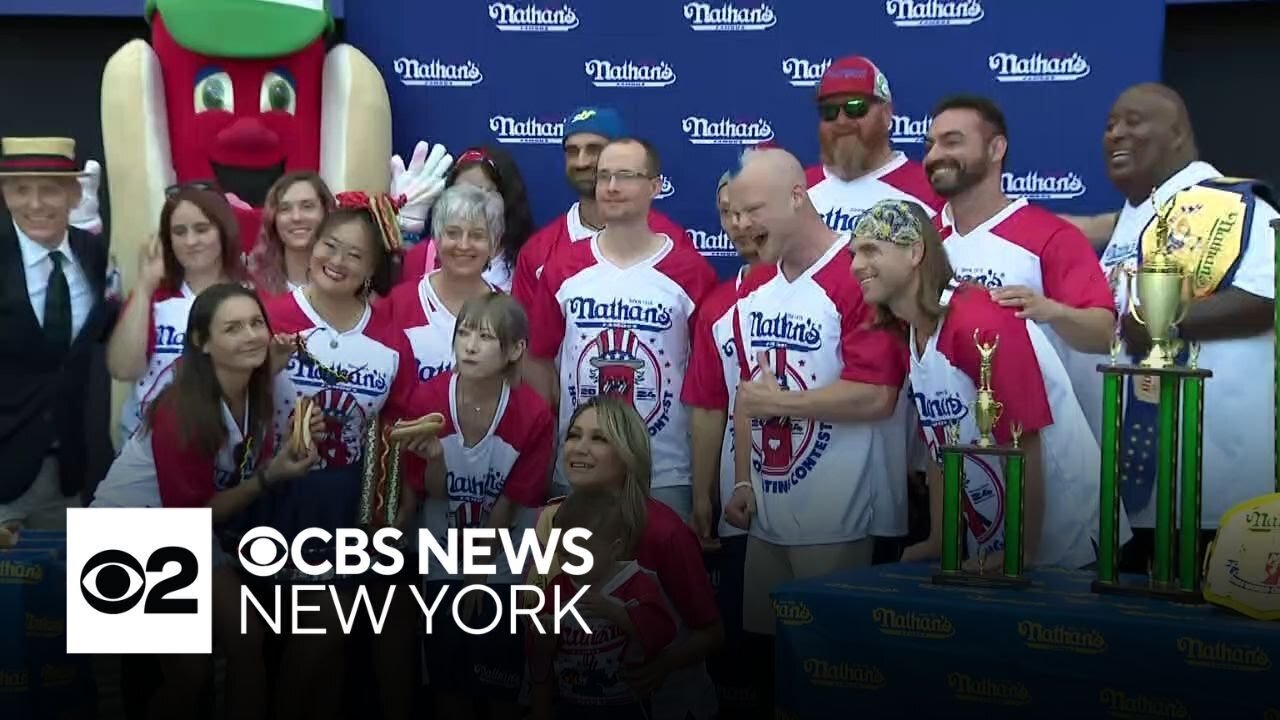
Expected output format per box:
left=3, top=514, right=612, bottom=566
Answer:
left=152, top=15, right=323, bottom=207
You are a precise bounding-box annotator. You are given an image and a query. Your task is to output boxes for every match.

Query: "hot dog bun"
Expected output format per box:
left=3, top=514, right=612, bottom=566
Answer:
left=320, top=44, right=391, bottom=194
left=290, top=397, right=317, bottom=455
left=387, top=412, right=446, bottom=443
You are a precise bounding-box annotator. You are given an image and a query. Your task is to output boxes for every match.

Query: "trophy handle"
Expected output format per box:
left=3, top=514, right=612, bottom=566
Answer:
left=992, top=399, right=1003, bottom=426
left=1173, top=275, right=1193, bottom=326
left=1126, top=269, right=1148, bottom=327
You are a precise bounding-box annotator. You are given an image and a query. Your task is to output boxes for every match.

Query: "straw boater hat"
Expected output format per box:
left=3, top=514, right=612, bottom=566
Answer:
left=0, top=137, right=92, bottom=177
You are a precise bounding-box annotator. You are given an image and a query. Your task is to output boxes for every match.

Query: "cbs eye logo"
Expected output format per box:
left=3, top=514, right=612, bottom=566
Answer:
left=79, top=546, right=199, bottom=615
left=237, top=527, right=290, bottom=577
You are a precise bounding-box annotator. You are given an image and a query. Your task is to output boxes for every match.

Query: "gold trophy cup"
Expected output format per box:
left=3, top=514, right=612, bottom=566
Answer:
left=973, top=330, right=1002, bottom=448
left=1127, top=195, right=1192, bottom=369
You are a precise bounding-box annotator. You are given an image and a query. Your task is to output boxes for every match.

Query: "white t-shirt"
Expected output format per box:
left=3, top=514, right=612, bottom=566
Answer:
left=410, top=372, right=554, bottom=583
left=731, top=236, right=911, bottom=545
left=806, top=152, right=943, bottom=233
left=528, top=233, right=718, bottom=490
left=118, top=283, right=196, bottom=441
left=1066, top=161, right=1277, bottom=528
left=381, top=270, right=501, bottom=385
left=681, top=269, right=748, bottom=539
left=909, top=284, right=1122, bottom=568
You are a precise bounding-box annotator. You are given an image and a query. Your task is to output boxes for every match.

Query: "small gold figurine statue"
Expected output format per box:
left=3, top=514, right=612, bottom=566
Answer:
left=972, top=330, right=1003, bottom=448
left=1010, top=422, right=1023, bottom=449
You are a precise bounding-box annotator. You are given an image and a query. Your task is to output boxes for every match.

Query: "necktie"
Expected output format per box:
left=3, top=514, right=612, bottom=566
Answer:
left=44, top=250, right=71, bottom=349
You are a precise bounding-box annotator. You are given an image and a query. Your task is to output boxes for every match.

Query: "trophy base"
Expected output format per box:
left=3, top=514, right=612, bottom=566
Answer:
left=1090, top=579, right=1204, bottom=604
left=932, top=571, right=1032, bottom=590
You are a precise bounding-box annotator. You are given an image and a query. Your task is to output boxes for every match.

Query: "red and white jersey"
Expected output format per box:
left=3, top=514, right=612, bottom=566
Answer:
left=266, top=288, right=416, bottom=471
left=529, top=234, right=717, bottom=489
left=548, top=561, right=676, bottom=709
left=118, top=283, right=196, bottom=440
left=511, top=203, right=688, bottom=310
left=805, top=152, right=944, bottom=234
left=909, top=284, right=1116, bottom=568
left=381, top=270, right=501, bottom=385
left=681, top=269, right=748, bottom=539
left=407, top=371, right=554, bottom=582
left=732, top=237, right=911, bottom=545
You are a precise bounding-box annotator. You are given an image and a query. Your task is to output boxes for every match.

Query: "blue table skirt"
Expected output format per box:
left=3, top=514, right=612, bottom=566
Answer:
left=772, top=562, right=1280, bottom=719
left=0, top=530, right=97, bottom=719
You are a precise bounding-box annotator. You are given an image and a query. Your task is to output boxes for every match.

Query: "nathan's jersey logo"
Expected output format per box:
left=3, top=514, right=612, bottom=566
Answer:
left=393, top=58, right=483, bottom=87
left=684, top=2, right=776, bottom=31
left=655, top=174, right=675, bottom=199
left=682, top=116, right=774, bottom=145
left=584, top=59, right=676, bottom=88
left=820, top=206, right=866, bottom=233
left=154, top=324, right=186, bottom=353
left=490, top=115, right=565, bottom=145
left=446, top=468, right=505, bottom=529
left=572, top=328, right=675, bottom=439
left=891, top=114, right=931, bottom=145
left=687, top=228, right=736, bottom=257
left=566, top=297, right=673, bottom=332
left=912, top=389, right=968, bottom=425
left=488, top=2, right=579, bottom=32
left=886, top=0, right=984, bottom=27
left=1001, top=171, right=1087, bottom=200
left=989, top=52, right=1091, bottom=82
left=749, top=311, right=822, bottom=351
left=952, top=266, right=1006, bottom=289
left=417, top=358, right=452, bottom=383
left=782, top=57, right=831, bottom=88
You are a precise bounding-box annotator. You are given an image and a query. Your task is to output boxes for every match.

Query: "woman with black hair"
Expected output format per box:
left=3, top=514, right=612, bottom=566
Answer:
left=399, top=144, right=536, bottom=291
left=92, top=282, right=320, bottom=720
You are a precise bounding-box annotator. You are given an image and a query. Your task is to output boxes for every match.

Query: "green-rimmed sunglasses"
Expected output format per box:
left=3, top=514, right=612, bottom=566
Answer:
left=818, top=97, right=872, bottom=122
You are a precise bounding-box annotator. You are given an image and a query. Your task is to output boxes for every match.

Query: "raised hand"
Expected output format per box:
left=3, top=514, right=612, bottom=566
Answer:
left=69, top=160, right=103, bottom=235
left=390, top=141, right=453, bottom=234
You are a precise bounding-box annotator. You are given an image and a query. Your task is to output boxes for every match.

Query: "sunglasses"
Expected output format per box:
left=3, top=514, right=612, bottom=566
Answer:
left=818, top=98, right=872, bottom=123
left=165, top=180, right=220, bottom=196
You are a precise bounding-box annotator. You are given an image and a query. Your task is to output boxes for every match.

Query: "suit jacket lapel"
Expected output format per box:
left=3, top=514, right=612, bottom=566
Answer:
left=0, top=228, right=41, bottom=336
left=67, top=228, right=107, bottom=349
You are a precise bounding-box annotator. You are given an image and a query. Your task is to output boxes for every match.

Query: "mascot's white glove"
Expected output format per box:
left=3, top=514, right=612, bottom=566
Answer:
left=69, top=160, right=103, bottom=236
left=390, top=141, right=452, bottom=235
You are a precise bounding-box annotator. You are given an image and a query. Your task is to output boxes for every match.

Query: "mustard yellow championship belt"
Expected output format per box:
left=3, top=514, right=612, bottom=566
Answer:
left=1138, top=178, right=1257, bottom=299
left=1203, top=493, right=1280, bottom=620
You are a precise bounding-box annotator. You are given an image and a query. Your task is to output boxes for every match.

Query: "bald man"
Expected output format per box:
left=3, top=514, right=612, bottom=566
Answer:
left=723, top=147, right=911, bottom=636
left=1063, top=83, right=1276, bottom=571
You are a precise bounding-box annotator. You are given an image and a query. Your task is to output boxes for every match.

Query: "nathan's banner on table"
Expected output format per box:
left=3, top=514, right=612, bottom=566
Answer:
left=346, top=0, right=1164, bottom=278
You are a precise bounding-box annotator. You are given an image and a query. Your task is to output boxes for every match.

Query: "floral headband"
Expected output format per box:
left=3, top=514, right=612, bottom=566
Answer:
left=335, top=190, right=405, bottom=256
left=851, top=199, right=926, bottom=247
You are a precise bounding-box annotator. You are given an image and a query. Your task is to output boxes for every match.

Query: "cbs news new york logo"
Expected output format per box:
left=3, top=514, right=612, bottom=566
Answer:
left=66, top=508, right=213, bottom=654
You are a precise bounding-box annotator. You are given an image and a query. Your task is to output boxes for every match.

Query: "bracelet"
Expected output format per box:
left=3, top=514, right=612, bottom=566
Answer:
left=733, top=481, right=754, bottom=493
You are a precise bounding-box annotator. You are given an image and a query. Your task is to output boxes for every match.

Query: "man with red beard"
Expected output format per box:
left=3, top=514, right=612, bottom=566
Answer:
left=805, top=56, right=943, bottom=234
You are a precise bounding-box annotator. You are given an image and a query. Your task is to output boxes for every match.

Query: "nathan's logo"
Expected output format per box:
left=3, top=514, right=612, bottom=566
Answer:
left=1245, top=510, right=1280, bottom=532
left=749, top=312, right=822, bottom=351
left=683, top=2, right=776, bottom=30
left=891, top=114, right=931, bottom=145
left=25, top=613, right=64, bottom=639
left=566, top=297, right=673, bottom=332
left=655, top=174, right=675, bottom=199
left=821, top=207, right=866, bottom=233
left=803, top=659, right=885, bottom=690
left=872, top=607, right=955, bottom=639
left=687, top=228, right=736, bottom=258
left=1177, top=637, right=1272, bottom=671
left=488, top=2, right=579, bottom=32
left=0, top=670, right=28, bottom=690
left=393, top=58, right=483, bottom=87
left=952, top=266, right=1006, bottom=289
left=584, top=59, right=676, bottom=88
left=417, top=358, right=451, bottom=383
left=989, top=52, right=1091, bottom=82
left=490, top=115, right=565, bottom=145
left=0, top=560, right=43, bottom=584
left=773, top=600, right=813, bottom=625
left=886, top=0, right=984, bottom=27
left=781, top=57, right=831, bottom=87
left=947, top=673, right=1030, bottom=706
left=913, top=389, right=967, bottom=425
left=445, top=467, right=506, bottom=530
left=1002, top=170, right=1087, bottom=200
left=289, top=357, right=389, bottom=395
left=154, top=324, right=185, bottom=351
left=1017, top=621, right=1107, bottom=654
left=682, top=116, right=775, bottom=145
left=1099, top=689, right=1188, bottom=719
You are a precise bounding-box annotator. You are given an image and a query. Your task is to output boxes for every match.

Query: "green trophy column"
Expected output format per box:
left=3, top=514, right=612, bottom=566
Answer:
left=1153, top=377, right=1181, bottom=585
left=1004, top=453, right=1025, bottom=577
left=1098, top=371, right=1123, bottom=584
left=941, top=449, right=964, bottom=573
left=1179, top=375, right=1205, bottom=593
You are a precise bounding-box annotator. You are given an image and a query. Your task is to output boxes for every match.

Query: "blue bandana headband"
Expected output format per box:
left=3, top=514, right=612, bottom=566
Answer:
left=851, top=199, right=926, bottom=247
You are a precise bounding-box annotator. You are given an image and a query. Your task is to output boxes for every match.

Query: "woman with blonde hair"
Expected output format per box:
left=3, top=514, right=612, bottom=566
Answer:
left=530, top=396, right=723, bottom=719
left=247, top=171, right=336, bottom=297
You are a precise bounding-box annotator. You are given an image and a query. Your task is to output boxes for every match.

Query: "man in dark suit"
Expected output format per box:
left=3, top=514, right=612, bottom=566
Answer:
left=0, top=137, right=117, bottom=530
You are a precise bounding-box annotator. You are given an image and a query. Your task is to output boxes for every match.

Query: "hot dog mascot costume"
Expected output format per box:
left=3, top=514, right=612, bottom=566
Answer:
left=100, top=0, right=449, bottom=443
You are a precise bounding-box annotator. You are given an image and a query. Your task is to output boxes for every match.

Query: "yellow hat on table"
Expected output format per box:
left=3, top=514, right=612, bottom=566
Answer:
left=0, top=137, right=91, bottom=177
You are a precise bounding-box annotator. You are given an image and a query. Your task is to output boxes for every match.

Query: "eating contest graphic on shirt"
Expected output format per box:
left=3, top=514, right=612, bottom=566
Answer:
left=569, top=297, right=675, bottom=435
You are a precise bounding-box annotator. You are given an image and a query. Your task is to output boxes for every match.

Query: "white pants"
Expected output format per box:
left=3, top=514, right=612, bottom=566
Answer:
left=0, top=456, right=80, bottom=529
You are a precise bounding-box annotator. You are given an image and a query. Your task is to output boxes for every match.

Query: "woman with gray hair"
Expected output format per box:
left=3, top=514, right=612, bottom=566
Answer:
left=381, top=183, right=506, bottom=384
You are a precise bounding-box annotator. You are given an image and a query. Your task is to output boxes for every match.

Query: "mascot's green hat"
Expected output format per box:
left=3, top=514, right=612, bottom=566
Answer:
left=146, top=0, right=333, bottom=59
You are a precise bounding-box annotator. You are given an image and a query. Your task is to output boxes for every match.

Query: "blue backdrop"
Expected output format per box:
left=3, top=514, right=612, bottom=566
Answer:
left=347, top=0, right=1164, bottom=278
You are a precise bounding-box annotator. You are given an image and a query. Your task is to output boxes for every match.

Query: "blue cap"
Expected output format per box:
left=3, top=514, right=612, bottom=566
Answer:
left=563, top=106, right=626, bottom=144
